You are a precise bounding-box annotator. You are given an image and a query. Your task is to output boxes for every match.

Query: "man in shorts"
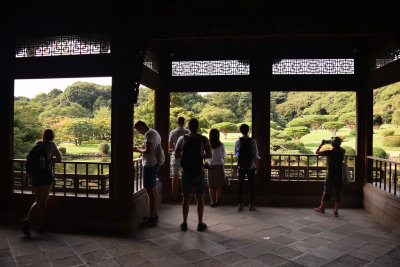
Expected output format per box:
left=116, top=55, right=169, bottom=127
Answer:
left=169, top=116, right=189, bottom=204
left=175, top=118, right=212, bottom=232
left=134, top=120, right=161, bottom=227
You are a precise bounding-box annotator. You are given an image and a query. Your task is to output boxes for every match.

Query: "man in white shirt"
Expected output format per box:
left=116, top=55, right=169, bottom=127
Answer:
left=169, top=116, right=189, bottom=205
left=134, top=120, right=161, bottom=227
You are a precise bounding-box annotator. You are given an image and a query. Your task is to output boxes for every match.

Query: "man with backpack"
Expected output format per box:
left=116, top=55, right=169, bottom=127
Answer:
left=235, top=123, right=260, bottom=211
left=134, top=120, right=161, bottom=227
left=168, top=116, right=189, bottom=205
left=174, top=118, right=212, bottom=232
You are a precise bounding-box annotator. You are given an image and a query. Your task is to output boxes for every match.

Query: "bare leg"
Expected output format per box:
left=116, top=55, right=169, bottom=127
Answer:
left=182, top=195, right=191, bottom=223
left=172, top=176, right=179, bottom=201
left=208, top=187, right=216, bottom=204
left=334, top=202, right=341, bottom=213
left=196, top=195, right=204, bottom=224
left=216, top=187, right=223, bottom=203
left=145, top=187, right=156, bottom=218
left=36, top=185, right=52, bottom=229
left=319, top=200, right=327, bottom=209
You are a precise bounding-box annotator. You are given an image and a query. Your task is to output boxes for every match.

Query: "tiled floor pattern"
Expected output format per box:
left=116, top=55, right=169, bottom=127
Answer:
left=1, top=204, right=400, bottom=266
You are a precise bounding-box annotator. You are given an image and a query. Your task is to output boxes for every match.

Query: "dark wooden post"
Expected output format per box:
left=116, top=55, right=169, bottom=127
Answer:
left=110, top=32, right=141, bottom=218
left=0, top=34, right=14, bottom=200
left=356, top=54, right=373, bottom=186
left=154, top=87, right=170, bottom=201
left=252, top=85, right=269, bottom=201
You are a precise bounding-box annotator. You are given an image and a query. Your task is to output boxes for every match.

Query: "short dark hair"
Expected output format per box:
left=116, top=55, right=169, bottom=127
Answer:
left=42, top=128, right=55, bottom=142
left=134, top=120, right=147, bottom=129
left=177, top=116, right=185, bottom=126
left=188, top=118, right=199, bottom=133
left=239, top=123, right=249, bottom=135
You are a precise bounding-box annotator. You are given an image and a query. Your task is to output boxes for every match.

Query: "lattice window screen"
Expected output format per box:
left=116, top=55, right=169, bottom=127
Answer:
left=272, top=59, right=354, bottom=75
left=172, top=60, right=250, bottom=76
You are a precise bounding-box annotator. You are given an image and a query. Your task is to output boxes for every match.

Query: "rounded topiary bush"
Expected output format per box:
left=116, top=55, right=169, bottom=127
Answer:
left=98, top=143, right=110, bottom=154
left=349, top=128, right=356, bottom=135
left=341, top=146, right=355, bottom=156
left=293, top=140, right=304, bottom=147
left=380, top=129, right=395, bottom=137
left=59, top=147, right=66, bottom=155
left=382, top=136, right=400, bottom=147
left=373, top=147, right=387, bottom=159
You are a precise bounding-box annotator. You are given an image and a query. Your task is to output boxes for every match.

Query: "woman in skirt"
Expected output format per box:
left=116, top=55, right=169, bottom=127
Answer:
left=207, top=128, right=227, bottom=207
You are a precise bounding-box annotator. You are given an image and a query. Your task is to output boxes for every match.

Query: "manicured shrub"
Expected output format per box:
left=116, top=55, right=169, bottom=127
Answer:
left=373, top=147, right=387, bottom=159
left=349, top=128, right=356, bottom=135
left=382, top=136, right=400, bottom=147
left=341, top=146, right=355, bottom=155
left=293, top=140, right=304, bottom=147
left=380, top=129, right=395, bottom=137
left=98, top=143, right=110, bottom=154
left=59, top=147, right=66, bottom=155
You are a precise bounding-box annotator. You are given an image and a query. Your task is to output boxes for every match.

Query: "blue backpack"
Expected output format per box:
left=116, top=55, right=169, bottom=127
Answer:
left=26, top=141, right=50, bottom=177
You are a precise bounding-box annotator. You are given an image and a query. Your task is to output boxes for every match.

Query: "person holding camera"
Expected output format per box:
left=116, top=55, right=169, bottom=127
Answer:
left=314, top=136, right=345, bottom=217
left=206, top=128, right=227, bottom=208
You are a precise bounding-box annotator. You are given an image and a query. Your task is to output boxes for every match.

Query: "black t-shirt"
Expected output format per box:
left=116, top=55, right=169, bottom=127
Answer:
left=321, top=147, right=345, bottom=175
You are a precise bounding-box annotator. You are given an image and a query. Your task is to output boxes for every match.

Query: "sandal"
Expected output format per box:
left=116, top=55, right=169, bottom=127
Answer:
left=314, top=206, right=325, bottom=213
left=333, top=210, right=339, bottom=217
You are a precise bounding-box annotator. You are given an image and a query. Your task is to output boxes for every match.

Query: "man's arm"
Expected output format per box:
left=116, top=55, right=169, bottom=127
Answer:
left=315, top=141, right=324, bottom=156
left=168, top=141, right=174, bottom=150
left=135, top=141, right=152, bottom=155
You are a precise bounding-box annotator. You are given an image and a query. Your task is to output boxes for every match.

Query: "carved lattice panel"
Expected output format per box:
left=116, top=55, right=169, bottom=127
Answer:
left=172, top=60, right=250, bottom=76
left=272, top=59, right=354, bottom=75
left=371, top=42, right=400, bottom=70
left=143, top=50, right=159, bottom=74
left=16, top=34, right=111, bottom=58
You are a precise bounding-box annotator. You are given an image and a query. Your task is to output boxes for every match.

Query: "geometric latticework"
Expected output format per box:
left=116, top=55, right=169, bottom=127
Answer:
left=172, top=60, right=250, bottom=76
left=272, top=59, right=354, bottom=75
left=143, top=50, right=159, bottom=74
left=371, top=42, right=400, bottom=70
left=15, top=34, right=111, bottom=58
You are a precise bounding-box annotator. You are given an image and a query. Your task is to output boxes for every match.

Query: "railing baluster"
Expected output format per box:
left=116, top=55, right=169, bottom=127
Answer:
left=384, top=162, right=387, bottom=191
left=297, top=155, right=300, bottom=181
left=86, top=164, right=89, bottom=198
left=74, top=163, right=78, bottom=197
left=64, top=163, right=66, bottom=196
left=98, top=163, right=101, bottom=198
left=21, top=161, right=24, bottom=194
left=306, top=155, right=310, bottom=181
left=279, top=155, right=282, bottom=181
left=395, top=164, right=398, bottom=197
left=316, top=155, right=319, bottom=181
left=288, top=155, right=291, bottom=181
left=388, top=162, right=392, bottom=193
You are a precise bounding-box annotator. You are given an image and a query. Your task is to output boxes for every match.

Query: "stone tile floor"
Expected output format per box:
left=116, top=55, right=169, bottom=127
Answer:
left=1, top=204, right=400, bottom=266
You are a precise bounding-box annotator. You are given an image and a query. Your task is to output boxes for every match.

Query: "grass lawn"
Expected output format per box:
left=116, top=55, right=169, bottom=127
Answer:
left=59, top=142, right=110, bottom=155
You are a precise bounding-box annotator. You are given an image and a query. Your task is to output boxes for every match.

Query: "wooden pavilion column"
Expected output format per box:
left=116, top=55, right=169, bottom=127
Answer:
left=110, top=33, right=140, bottom=219
left=356, top=55, right=373, bottom=186
left=0, top=35, right=14, bottom=200
left=252, top=87, right=269, bottom=202
left=154, top=87, right=170, bottom=201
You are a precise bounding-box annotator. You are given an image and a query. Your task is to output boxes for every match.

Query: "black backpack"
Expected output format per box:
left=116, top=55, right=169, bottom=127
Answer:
left=238, top=137, right=253, bottom=169
left=26, top=141, right=50, bottom=177
left=180, top=134, right=205, bottom=175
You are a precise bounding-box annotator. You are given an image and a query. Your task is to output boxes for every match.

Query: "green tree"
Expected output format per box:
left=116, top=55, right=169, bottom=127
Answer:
left=69, top=119, right=96, bottom=145
left=199, top=105, right=236, bottom=126
left=302, top=115, right=328, bottom=130
left=286, top=117, right=311, bottom=128
left=212, top=122, right=237, bottom=138
left=339, top=112, right=356, bottom=129
left=322, top=121, right=345, bottom=136
left=60, top=81, right=110, bottom=110
left=284, top=126, right=310, bottom=140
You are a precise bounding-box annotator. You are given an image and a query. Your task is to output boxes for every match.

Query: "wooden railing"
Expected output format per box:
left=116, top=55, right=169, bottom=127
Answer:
left=133, top=158, right=143, bottom=193
left=12, top=159, right=111, bottom=198
left=368, top=156, right=400, bottom=197
left=270, top=154, right=356, bottom=182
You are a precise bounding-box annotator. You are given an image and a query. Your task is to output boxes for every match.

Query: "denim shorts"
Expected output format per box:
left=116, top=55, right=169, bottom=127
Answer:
left=181, top=170, right=206, bottom=196
left=143, top=164, right=160, bottom=188
left=170, top=155, right=182, bottom=176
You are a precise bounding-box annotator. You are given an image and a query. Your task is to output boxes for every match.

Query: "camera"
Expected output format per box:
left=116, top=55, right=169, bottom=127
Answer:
left=204, top=162, right=212, bottom=170
left=322, top=137, right=334, bottom=145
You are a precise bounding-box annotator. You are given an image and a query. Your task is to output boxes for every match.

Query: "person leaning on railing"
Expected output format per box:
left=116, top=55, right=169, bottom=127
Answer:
left=22, top=128, right=62, bottom=237
left=314, top=136, right=345, bottom=217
